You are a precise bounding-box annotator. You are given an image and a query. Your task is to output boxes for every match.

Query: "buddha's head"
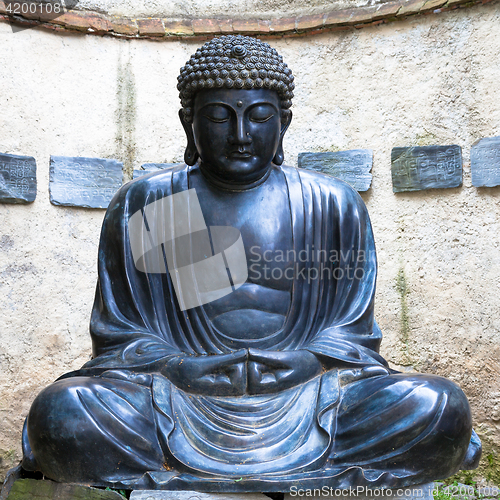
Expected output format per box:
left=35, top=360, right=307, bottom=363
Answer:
left=177, top=35, right=295, bottom=185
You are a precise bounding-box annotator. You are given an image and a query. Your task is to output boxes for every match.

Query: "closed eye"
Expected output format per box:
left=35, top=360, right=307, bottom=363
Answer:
left=204, top=115, right=230, bottom=123
left=250, top=114, right=274, bottom=123
left=249, top=104, right=276, bottom=123
left=203, top=104, right=231, bottom=123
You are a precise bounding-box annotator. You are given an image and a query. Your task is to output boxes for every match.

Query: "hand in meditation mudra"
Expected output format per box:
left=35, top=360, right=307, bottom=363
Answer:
left=22, top=35, right=481, bottom=491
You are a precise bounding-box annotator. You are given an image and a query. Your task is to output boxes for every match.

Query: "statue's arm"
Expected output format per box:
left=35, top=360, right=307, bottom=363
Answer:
left=244, top=178, right=390, bottom=394
left=84, top=178, right=250, bottom=395
left=84, top=181, right=182, bottom=372
left=300, top=177, right=387, bottom=367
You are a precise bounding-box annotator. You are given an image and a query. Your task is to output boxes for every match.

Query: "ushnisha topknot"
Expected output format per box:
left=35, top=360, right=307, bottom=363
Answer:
left=177, top=35, right=295, bottom=123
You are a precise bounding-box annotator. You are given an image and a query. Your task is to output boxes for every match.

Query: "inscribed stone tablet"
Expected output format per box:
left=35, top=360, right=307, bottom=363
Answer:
left=0, top=153, right=36, bottom=203
left=133, top=163, right=177, bottom=179
left=391, top=145, right=462, bottom=193
left=298, top=150, right=373, bottom=191
left=50, top=156, right=123, bottom=209
left=471, top=136, right=500, bottom=187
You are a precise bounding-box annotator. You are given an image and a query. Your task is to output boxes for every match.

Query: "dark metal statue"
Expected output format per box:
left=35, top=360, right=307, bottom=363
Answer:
left=21, top=35, right=481, bottom=491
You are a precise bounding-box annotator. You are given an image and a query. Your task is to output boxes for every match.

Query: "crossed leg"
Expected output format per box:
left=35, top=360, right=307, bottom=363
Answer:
left=331, top=373, right=477, bottom=481
left=23, top=376, right=165, bottom=484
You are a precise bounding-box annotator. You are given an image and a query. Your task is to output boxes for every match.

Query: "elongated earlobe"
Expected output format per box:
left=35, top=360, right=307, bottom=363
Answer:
left=179, top=109, right=200, bottom=166
left=273, top=110, right=292, bottom=166
left=273, top=146, right=284, bottom=166
left=184, top=143, right=199, bottom=166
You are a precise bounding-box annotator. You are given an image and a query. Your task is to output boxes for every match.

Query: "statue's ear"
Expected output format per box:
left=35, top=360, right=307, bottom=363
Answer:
left=179, top=109, right=200, bottom=166
left=273, top=110, right=292, bottom=166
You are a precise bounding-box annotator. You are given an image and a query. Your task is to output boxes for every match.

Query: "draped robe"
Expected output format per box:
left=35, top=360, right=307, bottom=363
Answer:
left=23, top=164, right=476, bottom=490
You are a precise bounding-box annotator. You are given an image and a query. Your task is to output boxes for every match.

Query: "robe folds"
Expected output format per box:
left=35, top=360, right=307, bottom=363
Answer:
left=23, top=164, right=476, bottom=490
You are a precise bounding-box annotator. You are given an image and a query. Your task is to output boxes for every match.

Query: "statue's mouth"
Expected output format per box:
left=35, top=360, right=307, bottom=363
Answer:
left=228, top=151, right=253, bottom=159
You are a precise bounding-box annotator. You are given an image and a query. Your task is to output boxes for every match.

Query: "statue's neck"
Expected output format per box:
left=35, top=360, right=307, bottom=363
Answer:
left=198, top=162, right=273, bottom=192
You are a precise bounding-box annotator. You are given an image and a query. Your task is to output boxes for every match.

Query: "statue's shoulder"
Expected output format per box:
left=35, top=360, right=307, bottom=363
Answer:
left=282, top=165, right=364, bottom=203
left=106, top=163, right=187, bottom=216
left=116, top=163, right=187, bottom=196
left=127, top=162, right=186, bottom=190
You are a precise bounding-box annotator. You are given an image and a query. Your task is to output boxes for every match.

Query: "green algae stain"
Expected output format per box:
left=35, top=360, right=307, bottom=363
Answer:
left=396, top=265, right=412, bottom=366
left=116, top=47, right=137, bottom=182
left=415, top=131, right=439, bottom=147
left=447, top=435, right=500, bottom=487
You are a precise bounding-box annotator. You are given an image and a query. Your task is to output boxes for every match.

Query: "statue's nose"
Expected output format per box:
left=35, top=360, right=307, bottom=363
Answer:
left=229, top=116, right=252, bottom=145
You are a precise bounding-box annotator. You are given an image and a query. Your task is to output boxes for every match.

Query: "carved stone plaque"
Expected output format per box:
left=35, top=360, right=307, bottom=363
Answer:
left=471, top=136, right=500, bottom=187
left=0, top=153, right=36, bottom=204
left=49, top=156, right=123, bottom=209
left=133, top=163, right=176, bottom=179
left=298, top=150, right=373, bottom=191
left=391, top=145, right=462, bottom=193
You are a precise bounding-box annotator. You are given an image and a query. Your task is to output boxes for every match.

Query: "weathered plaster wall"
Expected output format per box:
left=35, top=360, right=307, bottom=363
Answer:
left=1, top=1, right=500, bottom=480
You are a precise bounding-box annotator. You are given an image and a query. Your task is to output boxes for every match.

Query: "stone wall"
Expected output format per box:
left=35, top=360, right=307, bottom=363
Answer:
left=1, top=0, right=500, bottom=482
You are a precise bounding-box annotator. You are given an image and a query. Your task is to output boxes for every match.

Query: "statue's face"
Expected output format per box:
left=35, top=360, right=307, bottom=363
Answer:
left=192, top=88, right=282, bottom=184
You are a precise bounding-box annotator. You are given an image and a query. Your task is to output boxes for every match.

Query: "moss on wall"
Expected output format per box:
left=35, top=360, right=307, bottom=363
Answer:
left=115, top=45, right=136, bottom=182
left=414, top=131, right=439, bottom=147
left=396, top=265, right=413, bottom=366
left=449, top=435, right=500, bottom=486
left=0, top=449, right=17, bottom=473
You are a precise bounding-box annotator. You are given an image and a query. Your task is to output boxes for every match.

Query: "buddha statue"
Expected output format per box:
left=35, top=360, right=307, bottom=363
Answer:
left=21, top=35, right=481, bottom=491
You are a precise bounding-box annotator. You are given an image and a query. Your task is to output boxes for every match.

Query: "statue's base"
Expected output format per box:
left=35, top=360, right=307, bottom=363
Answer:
left=129, top=484, right=435, bottom=499
left=1, top=479, right=436, bottom=500
left=129, top=493, right=270, bottom=500
left=2, top=463, right=442, bottom=494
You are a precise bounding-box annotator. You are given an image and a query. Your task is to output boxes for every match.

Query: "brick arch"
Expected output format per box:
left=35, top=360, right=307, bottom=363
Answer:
left=0, top=0, right=494, bottom=39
